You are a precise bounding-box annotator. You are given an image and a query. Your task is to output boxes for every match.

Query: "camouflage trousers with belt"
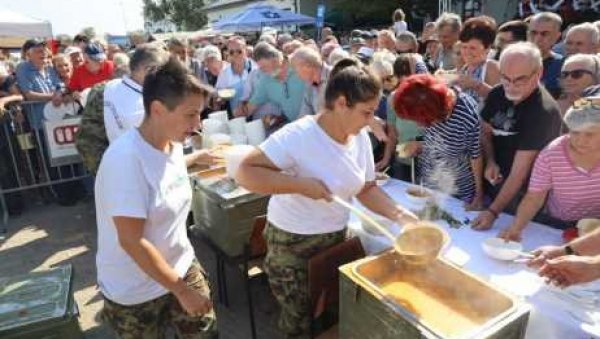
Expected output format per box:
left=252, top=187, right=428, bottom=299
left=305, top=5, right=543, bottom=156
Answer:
left=101, top=259, right=218, bottom=339
left=264, top=223, right=345, bottom=338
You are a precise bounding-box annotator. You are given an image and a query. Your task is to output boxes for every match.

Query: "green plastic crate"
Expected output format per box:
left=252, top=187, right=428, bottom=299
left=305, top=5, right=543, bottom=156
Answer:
left=0, top=265, right=83, bottom=339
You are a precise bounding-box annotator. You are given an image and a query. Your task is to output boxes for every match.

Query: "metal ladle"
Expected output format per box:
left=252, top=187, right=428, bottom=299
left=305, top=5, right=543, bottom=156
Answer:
left=333, top=196, right=447, bottom=264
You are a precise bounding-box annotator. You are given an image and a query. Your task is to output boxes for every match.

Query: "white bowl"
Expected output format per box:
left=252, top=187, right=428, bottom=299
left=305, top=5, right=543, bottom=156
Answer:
left=375, top=172, right=390, bottom=186
left=217, top=88, right=236, bottom=100
left=405, top=186, right=432, bottom=206
left=482, top=237, right=523, bottom=261
left=224, top=145, right=255, bottom=179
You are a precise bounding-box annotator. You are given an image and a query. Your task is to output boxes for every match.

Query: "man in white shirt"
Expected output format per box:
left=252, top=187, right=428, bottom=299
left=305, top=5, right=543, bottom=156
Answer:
left=215, top=36, right=255, bottom=113
left=96, top=57, right=217, bottom=338
left=103, top=44, right=169, bottom=142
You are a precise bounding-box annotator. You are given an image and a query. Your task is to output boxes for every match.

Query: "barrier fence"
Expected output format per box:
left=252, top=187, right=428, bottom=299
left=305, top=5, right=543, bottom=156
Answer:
left=0, top=101, right=89, bottom=229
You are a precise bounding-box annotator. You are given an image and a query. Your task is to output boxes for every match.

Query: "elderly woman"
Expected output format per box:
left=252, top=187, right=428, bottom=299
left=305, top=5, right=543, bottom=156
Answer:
left=453, top=16, right=500, bottom=104
left=499, top=97, right=600, bottom=242
left=557, top=54, right=600, bottom=116
left=52, top=53, right=73, bottom=84
left=394, top=74, right=484, bottom=207
left=236, top=63, right=418, bottom=338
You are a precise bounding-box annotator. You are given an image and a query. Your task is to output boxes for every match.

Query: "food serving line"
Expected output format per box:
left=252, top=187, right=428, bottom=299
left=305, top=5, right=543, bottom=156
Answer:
left=348, top=179, right=600, bottom=339
left=188, top=108, right=600, bottom=338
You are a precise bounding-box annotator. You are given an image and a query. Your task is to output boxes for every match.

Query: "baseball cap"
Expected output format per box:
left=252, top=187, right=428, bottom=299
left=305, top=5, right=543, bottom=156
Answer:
left=361, top=31, right=377, bottom=40
left=22, top=38, right=47, bottom=52
left=84, top=43, right=106, bottom=61
left=64, top=46, right=82, bottom=56
left=350, top=37, right=366, bottom=46
left=350, top=29, right=364, bottom=38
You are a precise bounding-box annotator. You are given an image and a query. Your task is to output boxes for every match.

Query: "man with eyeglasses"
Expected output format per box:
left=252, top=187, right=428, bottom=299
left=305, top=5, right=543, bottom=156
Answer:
left=471, top=42, right=562, bottom=230
left=215, top=36, right=255, bottom=114
left=527, top=12, right=563, bottom=98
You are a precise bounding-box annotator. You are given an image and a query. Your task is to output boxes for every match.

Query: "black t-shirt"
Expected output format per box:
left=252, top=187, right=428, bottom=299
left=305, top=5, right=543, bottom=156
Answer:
left=480, top=85, right=562, bottom=179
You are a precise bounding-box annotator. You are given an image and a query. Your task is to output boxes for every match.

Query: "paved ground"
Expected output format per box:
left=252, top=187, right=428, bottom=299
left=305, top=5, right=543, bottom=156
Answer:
left=0, top=196, right=300, bottom=339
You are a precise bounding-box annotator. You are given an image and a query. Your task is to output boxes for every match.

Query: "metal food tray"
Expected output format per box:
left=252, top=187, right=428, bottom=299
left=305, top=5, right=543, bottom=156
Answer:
left=351, top=251, right=521, bottom=339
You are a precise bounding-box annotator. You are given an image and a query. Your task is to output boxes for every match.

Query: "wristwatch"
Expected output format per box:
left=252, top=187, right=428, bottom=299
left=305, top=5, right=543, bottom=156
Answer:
left=564, top=245, right=578, bottom=255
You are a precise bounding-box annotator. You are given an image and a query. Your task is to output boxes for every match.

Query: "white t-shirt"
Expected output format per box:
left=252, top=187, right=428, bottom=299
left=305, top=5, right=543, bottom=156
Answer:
left=95, top=129, right=195, bottom=305
left=103, top=76, right=145, bottom=143
left=259, top=116, right=375, bottom=235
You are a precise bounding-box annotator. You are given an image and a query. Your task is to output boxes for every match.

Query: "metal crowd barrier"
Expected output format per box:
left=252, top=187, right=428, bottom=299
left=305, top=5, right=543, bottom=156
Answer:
left=0, top=101, right=90, bottom=228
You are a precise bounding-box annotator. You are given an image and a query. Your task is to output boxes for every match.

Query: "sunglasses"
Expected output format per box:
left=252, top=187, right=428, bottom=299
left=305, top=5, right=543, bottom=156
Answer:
left=572, top=97, right=600, bottom=110
left=560, top=69, right=594, bottom=80
left=229, top=49, right=244, bottom=55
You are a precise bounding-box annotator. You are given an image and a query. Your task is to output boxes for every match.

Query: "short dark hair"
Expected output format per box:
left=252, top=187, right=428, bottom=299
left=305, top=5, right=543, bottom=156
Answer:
left=498, top=20, right=528, bottom=42
left=129, top=43, right=169, bottom=73
left=143, top=57, right=212, bottom=115
left=325, top=59, right=382, bottom=110
left=393, top=54, right=414, bottom=77
left=73, top=34, right=90, bottom=44
left=459, top=16, right=497, bottom=48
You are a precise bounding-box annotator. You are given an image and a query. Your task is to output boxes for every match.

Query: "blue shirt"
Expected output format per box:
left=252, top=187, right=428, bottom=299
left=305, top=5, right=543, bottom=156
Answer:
left=249, top=67, right=306, bottom=122
left=541, top=52, right=563, bottom=99
left=16, top=61, right=64, bottom=129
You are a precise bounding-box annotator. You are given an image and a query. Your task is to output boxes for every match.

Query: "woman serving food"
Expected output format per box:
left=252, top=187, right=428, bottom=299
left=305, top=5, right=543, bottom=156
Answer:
left=236, top=61, right=418, bottom=338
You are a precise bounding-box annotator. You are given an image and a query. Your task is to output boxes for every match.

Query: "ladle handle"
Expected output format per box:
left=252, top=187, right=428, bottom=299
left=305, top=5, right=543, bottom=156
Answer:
left=333, top=196, right=397, bottom=242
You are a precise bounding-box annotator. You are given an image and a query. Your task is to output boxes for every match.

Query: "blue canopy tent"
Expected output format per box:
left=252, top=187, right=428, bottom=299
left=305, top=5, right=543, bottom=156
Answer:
left=213, top=3, right=316, bottom=32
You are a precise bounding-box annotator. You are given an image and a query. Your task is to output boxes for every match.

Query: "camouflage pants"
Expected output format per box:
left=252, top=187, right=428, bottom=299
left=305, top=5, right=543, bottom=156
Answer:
left=264, top=223, right=345, bottom=338
left=101, top=259, right=218, bottom=339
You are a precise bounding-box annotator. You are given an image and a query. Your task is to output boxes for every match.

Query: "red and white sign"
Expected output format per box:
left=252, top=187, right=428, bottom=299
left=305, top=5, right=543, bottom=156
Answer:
left=44, top=117, right=82, bottom=167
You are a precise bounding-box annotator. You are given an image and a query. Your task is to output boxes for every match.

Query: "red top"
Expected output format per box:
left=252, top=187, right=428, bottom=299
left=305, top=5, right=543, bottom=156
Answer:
left=68, top=60, right=114, bottom=92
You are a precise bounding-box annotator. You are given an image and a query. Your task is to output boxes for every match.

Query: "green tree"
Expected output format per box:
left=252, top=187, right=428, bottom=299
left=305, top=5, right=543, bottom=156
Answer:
left=143, top=0, right=208, bottom=31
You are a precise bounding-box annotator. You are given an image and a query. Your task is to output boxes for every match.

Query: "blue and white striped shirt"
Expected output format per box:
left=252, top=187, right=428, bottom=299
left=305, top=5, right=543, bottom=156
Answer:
left=418, top=89, right=482, bottom=202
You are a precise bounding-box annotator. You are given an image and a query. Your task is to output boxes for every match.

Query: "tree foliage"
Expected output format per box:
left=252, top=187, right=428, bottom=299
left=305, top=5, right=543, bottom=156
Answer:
left=326, top=0, right=438, bottom=30
left=142, top=0, right=208, bottom=31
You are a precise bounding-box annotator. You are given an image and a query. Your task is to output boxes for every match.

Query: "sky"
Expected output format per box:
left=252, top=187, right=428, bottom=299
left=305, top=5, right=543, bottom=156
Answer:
left=0, top=0, right=145, bottom=36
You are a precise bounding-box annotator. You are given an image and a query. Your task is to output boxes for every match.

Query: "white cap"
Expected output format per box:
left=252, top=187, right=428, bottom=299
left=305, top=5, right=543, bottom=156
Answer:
left=64, top=46, right=82, bottom=56
left=202, top=45, right=222, bottom=62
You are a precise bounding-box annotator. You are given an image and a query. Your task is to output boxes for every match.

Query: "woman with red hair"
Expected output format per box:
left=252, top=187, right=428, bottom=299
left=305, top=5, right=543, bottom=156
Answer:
left=394, top=74, right=484, bottom=207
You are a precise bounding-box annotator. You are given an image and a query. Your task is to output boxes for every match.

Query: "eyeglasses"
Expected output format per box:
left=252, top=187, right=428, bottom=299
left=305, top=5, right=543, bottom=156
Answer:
left=560, top=69, right=594, bottom=80
left=500, top=70, right=537, bottom=87
left=572, top=97, right=600, bottom=110
left=229, top=49, right=244, bottom=55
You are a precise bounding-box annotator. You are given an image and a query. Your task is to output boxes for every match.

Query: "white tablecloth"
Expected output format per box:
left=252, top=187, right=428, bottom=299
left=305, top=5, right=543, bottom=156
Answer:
left=349, top=179, right=600, bottom=339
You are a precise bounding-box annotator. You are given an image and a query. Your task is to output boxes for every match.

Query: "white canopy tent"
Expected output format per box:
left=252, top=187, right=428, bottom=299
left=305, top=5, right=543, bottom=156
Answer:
left=0, top=9, right=52, bottom=48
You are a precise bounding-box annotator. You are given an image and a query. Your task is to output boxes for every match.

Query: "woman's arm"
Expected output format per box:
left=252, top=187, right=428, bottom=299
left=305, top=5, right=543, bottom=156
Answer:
left=376, top=123, right=397, bottom=171
left=570, top=227, right=600, bottom=256
left=114, top=216, right=212, bottom=315
left=236, top=149, right=331, bottom=200
left=356, top=183, right=418, bottom=225
left=498, top=190, right=548, bottom=241
left=467, top=156, right=484, bottom=210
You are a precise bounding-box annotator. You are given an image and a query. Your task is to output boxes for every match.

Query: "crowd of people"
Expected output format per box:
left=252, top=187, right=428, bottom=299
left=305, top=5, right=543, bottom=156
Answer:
left=1, top=5, right=600, bottom=339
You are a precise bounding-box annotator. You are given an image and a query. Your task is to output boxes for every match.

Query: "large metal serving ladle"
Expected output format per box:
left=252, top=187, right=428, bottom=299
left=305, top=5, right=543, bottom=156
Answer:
left=333, top=196, right=449, bottom=265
